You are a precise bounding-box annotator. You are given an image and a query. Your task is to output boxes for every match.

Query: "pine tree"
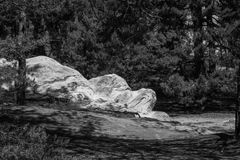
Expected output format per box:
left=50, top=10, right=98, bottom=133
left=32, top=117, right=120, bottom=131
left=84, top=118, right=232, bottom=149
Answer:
left=213, top=0, right=240, bottom=138
left=0, top=0, right=49, bottom=105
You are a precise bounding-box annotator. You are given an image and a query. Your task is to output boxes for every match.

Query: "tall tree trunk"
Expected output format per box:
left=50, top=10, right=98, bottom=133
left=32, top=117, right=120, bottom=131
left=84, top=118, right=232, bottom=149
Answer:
left=15, top=10, right=27, bottom=105
left=235, top=62, right=240, bottom=139
left=190, top=3, right=206, bottom=78
left=16, top=57, right=26, bottom=105
left=193, top=31, right=205, bottom=78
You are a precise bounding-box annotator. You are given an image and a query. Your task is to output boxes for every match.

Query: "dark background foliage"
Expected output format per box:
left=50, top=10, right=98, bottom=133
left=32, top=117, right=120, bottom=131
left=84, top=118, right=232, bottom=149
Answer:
left=0, top=0, right=240, bottom=111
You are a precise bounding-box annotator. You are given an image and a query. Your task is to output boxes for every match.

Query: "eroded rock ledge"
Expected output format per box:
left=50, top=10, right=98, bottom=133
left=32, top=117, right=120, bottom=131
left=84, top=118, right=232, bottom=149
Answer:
left=0, top=105, right=234, bottom=140
left=0, top=105, right=205, bottom=140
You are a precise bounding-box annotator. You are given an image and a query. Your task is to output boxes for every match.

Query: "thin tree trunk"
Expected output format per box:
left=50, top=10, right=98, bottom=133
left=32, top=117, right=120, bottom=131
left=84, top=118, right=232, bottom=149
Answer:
left=235, top=62, right=240, bottom=139
left=16, top=57, right=26, bottom=105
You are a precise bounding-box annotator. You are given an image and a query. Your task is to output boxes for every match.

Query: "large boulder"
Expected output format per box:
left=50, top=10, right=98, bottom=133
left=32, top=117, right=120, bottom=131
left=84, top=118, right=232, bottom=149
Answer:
left=1, top=56, right=169, bottom=120
left=89, top=74, right=157, bottom=116
left=26, top=56, right=94, bottom=104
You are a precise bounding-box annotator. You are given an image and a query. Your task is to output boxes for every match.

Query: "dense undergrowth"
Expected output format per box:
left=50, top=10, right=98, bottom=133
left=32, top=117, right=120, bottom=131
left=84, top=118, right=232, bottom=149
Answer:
left=159, top=69, right=236, bottom=108
left=0, top=122, right=83, bottom=160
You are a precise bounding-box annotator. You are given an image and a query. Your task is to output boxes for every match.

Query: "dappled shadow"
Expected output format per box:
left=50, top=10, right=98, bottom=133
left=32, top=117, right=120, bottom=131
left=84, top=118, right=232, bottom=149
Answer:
left=1, top=104, right=239, bottom=159
left=67, top=135, right=240, bottom=160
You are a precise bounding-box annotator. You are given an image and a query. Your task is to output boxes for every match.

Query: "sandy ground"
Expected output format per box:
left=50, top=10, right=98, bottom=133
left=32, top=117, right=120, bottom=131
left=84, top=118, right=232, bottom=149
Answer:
left=172, top=112, right=235, bottom=134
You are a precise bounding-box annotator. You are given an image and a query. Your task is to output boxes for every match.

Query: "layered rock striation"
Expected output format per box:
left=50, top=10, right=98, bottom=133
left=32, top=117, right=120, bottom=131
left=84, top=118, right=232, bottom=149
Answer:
left=1, top=56, right=169, bottom=120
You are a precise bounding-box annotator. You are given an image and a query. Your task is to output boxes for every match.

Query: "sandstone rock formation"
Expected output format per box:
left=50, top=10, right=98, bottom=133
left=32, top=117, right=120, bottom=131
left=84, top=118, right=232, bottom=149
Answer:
left=0, top=56, right=169, bottom=120
left=26, top=56, right=94, bottom=104
left=89, top=74, right=159, bottom=117
left=0, top=105, right=234, bottom=140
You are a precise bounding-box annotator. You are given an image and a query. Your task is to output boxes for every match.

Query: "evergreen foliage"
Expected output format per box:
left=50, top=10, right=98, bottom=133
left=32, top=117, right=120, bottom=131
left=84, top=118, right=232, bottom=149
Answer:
left=0, top=0, right=240, bottom=109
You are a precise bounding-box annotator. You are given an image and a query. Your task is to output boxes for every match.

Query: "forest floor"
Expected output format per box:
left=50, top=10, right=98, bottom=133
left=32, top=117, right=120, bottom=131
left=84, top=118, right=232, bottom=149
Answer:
left=67, top=133, right=240, bottom=160
left=64, top=112, right=239, bottom=160
left=0, top=101, right=239, bottom=160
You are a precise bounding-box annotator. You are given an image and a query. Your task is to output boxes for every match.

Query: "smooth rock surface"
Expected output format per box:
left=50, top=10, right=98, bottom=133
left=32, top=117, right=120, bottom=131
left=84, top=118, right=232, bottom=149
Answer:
left=26, top=56, right=94, bottom=104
